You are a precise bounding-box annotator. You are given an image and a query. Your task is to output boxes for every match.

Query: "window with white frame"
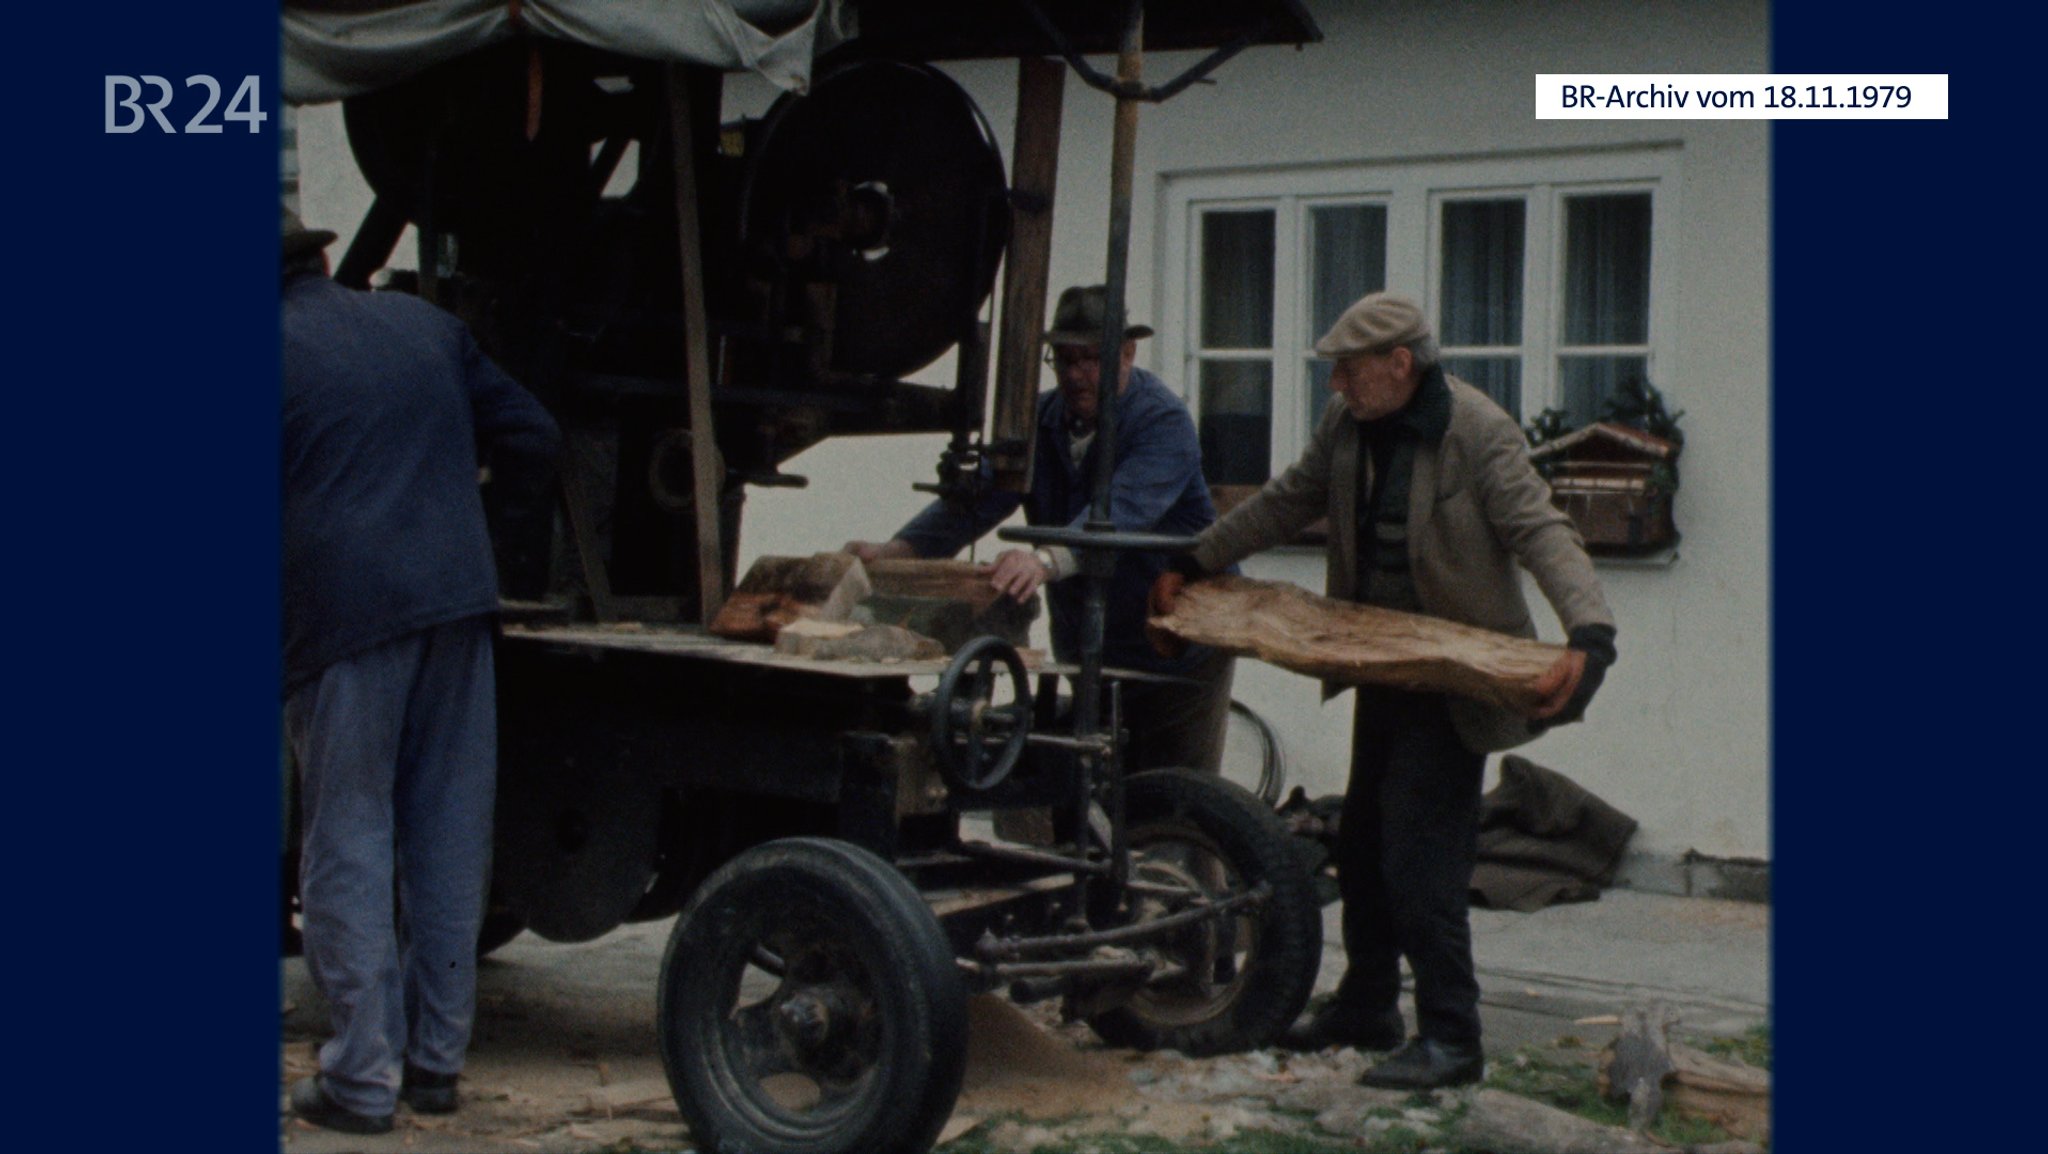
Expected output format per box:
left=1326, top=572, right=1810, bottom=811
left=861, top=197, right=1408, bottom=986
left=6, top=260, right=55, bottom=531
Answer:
left=1161, top=149, right=1675, bottom=486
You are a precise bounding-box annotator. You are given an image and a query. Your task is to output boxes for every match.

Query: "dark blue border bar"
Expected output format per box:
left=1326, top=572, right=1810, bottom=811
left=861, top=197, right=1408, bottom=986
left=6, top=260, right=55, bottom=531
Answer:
left=1774, top=4, right=2020, bottom=1150
left=21, top=2, right=279, bottom=1144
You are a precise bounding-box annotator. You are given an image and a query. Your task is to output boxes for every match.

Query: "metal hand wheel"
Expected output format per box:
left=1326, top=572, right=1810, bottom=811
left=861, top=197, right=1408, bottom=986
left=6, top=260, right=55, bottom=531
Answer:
left=929, top=635, right=1031, bottom=790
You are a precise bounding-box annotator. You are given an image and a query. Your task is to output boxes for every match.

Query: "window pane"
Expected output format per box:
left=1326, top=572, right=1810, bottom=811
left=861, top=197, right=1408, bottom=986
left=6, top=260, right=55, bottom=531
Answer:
left=1559, top=355, right=1649, bottom=427
left=1563, top=193, right=1651, bottom=345
left=1305, top=359, right=1335, bottom=447
left=1439, top=199, right=1525, bottom=347
left=1308, top=204, right=1388, bottom=339
left=1305, top=204, right=1386, bottom=458
left=1443, top=356, right=1521, bottom=416
left=1198, top=360, right=1273, bottom=485
left=1200, top=210, right=1275, bottom=347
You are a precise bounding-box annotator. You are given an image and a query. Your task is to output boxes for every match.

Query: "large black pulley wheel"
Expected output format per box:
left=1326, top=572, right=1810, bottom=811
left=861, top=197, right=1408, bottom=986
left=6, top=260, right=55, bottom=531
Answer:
left=740, top=58, right=1010, bottom=380
left=1087, top=770, right=1322, bottom=1056
left=658, top=838, right=968, bottom=1154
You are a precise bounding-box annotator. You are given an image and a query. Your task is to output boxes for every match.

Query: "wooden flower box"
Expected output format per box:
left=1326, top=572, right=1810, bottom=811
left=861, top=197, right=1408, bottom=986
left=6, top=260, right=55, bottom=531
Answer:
left=1529, top=422, right=1680, bottom=556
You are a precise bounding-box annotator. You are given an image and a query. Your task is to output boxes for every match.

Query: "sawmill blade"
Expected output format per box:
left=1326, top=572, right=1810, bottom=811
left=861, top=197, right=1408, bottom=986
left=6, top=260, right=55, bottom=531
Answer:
left=739, top=57, right=1010, bottom=381
left=491, top=743, right=662, bottom=943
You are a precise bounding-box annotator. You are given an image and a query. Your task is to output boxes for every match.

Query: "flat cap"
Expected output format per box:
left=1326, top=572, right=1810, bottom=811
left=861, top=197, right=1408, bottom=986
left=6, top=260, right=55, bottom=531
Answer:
left=1313, top=292, right=1430, bottom=358
left=282, top=207, right=337, bottom=264
left=1045, top=284, right=1154, bottom=346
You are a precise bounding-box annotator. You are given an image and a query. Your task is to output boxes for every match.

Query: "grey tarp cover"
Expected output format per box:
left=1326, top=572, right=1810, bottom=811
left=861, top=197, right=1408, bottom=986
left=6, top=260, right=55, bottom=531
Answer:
left=283, top=0, right=838, bottom=104
left=1469, top=755, right=1639, bottom=912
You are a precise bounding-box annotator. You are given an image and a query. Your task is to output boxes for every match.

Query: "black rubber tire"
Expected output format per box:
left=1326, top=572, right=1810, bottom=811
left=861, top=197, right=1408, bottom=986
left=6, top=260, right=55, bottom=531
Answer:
left=657, top=837, right=967, bottom=1154
left=1087, top=770, right=1323, bottom=1056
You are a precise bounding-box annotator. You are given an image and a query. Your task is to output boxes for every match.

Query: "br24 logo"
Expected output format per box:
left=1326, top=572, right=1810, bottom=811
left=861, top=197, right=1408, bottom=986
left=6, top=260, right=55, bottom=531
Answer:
left=106, top=75, right=267, bottom=134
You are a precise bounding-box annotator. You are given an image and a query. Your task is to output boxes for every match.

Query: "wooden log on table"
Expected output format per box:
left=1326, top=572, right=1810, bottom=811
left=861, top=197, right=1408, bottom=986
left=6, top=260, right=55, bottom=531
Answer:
left=861, top=559, right=1038, bottom=651
left=707, top=553, right=872, bottom=642
left=773, top=619, right=946, bottom=663
left=1148, top=574, right=1571, bottom=712
left=864, top=559, right=1006, bottom=612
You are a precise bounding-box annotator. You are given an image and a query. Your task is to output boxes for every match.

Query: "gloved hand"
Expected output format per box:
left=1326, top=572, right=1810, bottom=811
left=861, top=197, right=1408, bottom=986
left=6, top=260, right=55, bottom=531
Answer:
left=1145, top=554, right=1208, bottom=657
left=1528, top=624, right=1616, bottom=734
left=1148, top=553, right=1208, bottom=616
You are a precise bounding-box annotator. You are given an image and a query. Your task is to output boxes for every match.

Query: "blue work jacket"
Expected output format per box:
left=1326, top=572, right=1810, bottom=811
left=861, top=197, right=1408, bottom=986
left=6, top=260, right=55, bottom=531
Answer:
left=896, top=367, right=1224, bottom=674
left=282, top=273, right=560, bottom=693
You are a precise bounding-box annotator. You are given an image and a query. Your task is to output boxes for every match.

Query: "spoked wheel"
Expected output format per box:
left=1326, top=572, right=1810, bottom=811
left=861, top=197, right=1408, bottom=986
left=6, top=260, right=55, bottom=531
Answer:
left=1087, top=770, right=1322, bottom=1056
left=658, top=838, right=967, bottom=1154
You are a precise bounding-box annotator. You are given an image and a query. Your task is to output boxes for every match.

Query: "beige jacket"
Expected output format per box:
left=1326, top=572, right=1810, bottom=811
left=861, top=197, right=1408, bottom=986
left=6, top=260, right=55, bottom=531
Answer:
left=1190, top=375, right=1614, bottom=753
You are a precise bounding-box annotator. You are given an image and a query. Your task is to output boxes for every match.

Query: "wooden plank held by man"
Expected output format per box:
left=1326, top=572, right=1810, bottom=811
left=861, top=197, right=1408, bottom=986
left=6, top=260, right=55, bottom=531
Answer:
left=1146, top=574, right=1572, bottom=712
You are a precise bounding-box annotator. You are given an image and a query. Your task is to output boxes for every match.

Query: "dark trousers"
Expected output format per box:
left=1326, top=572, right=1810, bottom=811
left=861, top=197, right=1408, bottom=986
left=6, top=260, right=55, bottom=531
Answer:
left=1116, top=646, right=1237, bottom=776
left=1334, top=689, right=1486, bottom=1046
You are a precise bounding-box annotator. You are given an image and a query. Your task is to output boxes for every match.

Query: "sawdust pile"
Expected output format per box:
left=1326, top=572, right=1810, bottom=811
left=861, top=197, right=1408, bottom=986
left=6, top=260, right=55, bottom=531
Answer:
left=956, top=995, right=1133, bottom=1118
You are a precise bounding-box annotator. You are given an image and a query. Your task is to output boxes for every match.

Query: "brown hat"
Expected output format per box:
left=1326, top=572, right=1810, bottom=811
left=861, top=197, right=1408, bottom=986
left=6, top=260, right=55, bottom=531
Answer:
left=1045, top=284, right=1154, bottom=347
left=282, top=207, right=337, bottom=264
left=1313, top=292, right=1429, bottom=358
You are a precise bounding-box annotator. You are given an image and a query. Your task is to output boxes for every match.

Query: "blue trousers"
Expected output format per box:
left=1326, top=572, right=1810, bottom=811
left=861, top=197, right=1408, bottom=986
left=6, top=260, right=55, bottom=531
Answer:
left=285, top=616, right=496, bottom=1116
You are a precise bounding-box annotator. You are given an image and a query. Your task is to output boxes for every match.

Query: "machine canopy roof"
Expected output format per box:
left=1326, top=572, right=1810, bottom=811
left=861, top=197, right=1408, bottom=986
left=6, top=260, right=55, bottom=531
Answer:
left=282, top=0, right=833, bottom=104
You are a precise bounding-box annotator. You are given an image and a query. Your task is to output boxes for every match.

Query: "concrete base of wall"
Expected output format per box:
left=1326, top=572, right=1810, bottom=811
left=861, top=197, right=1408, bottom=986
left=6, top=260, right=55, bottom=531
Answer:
left=1613, top=849, right=1770, bottom=904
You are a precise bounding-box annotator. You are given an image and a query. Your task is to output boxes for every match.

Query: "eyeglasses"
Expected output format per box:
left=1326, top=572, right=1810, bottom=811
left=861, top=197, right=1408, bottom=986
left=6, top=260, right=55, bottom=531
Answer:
left=1043, top=347, right=1102, bottom=369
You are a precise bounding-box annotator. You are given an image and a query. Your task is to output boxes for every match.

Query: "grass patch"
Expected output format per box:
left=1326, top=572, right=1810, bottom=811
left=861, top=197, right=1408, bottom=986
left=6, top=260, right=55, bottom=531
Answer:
left=1701, top=1023, right=1772, bottom=1071
left=1484, top=1043, right=1749, bottom=1148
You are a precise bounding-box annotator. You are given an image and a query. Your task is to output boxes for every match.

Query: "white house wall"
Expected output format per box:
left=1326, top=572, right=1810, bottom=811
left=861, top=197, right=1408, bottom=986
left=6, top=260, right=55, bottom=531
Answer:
left=294, top=0, right=1772, bottom=889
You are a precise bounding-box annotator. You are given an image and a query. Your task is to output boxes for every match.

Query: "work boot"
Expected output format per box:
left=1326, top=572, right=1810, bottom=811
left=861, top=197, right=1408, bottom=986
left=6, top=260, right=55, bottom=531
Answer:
left=1356, top=1037, right=1485, bottom=1090
left=401, top=1063, right=461, bottom=1114
left=289, top=1076, right=394, bottom=1134
left=1279, top=998, right=1406, bottom=1052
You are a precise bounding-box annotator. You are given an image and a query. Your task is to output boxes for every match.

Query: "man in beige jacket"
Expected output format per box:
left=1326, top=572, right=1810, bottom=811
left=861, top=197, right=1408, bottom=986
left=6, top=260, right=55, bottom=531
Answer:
left=1153, top=293, right=1616, bottom=1089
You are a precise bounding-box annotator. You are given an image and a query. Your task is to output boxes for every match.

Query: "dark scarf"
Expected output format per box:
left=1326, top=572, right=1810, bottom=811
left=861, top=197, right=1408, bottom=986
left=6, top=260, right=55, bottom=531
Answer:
left=1354, top=364, right=1451, bottom=609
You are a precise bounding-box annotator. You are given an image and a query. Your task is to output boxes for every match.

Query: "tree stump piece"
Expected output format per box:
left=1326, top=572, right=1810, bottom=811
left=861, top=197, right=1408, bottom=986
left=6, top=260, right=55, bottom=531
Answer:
left=1600, top=1003, right=1677, bottom=1132
left=1597, top=1005, right=1770, bottom=1142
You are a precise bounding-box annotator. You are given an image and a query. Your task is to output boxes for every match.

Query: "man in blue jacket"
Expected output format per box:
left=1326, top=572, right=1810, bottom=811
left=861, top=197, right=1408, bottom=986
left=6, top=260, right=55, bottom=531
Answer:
left=846, top=284, right=1234, bottom=776
left=282, top=209, right=560, bottom=1133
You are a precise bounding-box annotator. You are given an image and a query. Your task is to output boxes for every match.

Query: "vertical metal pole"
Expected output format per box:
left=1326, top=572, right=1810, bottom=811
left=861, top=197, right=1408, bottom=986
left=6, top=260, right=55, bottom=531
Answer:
left=1070, top=0, right=1144, bottom=887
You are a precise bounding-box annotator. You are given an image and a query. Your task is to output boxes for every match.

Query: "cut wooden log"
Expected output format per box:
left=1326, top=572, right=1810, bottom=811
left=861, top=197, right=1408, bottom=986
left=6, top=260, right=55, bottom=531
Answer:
left=707, top=553, right=872, bottom=642
left=774, top=619, right=946, bottom=663
left=861, top=558, right=1038, bottom=651
left=864, top=559, right=1007, bottom=612
left=1148, top=574, right=1571, bottom=711
left=1661, top=1044, right=1770, bottom=1142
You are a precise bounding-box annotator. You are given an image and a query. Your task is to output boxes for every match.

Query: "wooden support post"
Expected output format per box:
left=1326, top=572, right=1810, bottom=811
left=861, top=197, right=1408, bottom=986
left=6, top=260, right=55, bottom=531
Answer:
left=990, top=56, right=1066, bottom=493
left=666, top=64, right=728, bottom=625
